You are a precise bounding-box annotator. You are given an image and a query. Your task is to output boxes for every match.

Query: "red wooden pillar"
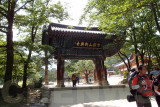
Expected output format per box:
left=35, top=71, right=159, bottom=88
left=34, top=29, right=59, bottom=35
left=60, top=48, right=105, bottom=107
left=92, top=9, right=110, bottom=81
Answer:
left=56, top=56, right=61, bottom=87
left=93, top=59, right=97, bottom=83
left=101, top=56, right=109, bottom=85
left=98, top=57, right=103, bottom=85
left=60, top=58, right=65, bottom=87
left=104, top=66, right=108, bottom=84
left=94, top=56, right=109, bottom=86
left=56, top=56, right=65, bottom=87
left=94, top=57, right=102, bottom=85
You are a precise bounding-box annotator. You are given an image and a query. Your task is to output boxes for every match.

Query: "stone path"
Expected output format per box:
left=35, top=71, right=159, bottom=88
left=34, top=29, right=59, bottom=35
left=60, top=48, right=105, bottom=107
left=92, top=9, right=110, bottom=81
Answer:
left=49, top=87, right=158, bottom=107
left=45, top=75, right=157, bottom=107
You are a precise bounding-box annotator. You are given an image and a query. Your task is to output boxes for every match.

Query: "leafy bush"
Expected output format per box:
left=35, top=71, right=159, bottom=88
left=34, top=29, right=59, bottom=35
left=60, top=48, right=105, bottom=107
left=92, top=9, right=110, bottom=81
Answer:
left=123, top=72, right=129, bottom=79
left=27, top=72, right=42, bottom=88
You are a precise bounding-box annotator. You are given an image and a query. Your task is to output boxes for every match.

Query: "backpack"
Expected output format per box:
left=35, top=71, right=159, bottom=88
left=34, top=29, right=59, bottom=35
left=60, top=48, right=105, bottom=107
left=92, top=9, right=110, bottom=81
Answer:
left=128, top=71, right=139, bottom=90
left=127, top=70, right=138, bottom=102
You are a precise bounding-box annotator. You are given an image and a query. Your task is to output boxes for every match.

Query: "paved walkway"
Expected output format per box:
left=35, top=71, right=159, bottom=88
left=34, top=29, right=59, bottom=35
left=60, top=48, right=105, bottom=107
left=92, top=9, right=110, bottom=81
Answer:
left=0, top=75, right=158, bottom=107
left=43, top=74, right=124, bottom=88
left=43, top=75, right=158, bottom=107
left=49, top=86, right=158, bottom=107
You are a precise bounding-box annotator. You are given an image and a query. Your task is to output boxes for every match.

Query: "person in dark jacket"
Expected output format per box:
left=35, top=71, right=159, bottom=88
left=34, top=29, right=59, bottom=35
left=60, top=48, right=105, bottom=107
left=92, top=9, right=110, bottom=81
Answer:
left=153, top=74, right=160, bottom=107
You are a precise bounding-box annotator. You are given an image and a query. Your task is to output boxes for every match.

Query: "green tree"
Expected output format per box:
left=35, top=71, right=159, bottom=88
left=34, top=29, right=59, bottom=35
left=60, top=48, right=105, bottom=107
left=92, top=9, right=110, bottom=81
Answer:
left=80, top=0, right=160, bottom=33
left=80, top=0, right=160, bottom=72
left=0, top=0, right=33, bottom=82
left=14, top=0, right=68, bottom=88
left=73, top=60, right=95, bottom=83
left=65, top=60, right=78, bottom=76
left=0, top=37, right=6, bottom=83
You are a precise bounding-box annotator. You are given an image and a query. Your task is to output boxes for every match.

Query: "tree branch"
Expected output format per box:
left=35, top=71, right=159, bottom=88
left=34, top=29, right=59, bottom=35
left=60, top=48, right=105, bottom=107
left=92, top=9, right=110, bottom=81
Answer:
left=0, top=10, right=7, bottom=18
left=119, top=50, right=131, bottom=69
left=150, top=3, right=160, bottom=33
left=0, top=45, right=6, bottom=48
left=0, top=49, right=6, bottom=53
left=108, top=4, right=150, bottom=16
left=14, top=50, right=25, bottom=60
left=118, top=51, right=130, bottom=72
left=0, top=6, right=7, bottom=13
left=31, top=26, right=35, bottom=42
left=33, top=27, right=38, bottom=39
left=8, top=0, right=11, bottom=13
left=131, top=27, right=139, bottom=68
left=0, top=26, right=8, bottom=29
left=0, top=29, right=7, bottom=33
left=14, top=0, right=33, bottom=13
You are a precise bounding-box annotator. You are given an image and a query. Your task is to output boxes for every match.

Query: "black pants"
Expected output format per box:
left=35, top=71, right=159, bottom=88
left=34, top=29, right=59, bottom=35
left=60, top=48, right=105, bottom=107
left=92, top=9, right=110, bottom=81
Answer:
left=135, top=94, right=151, bottom=107
left=72, top=80, right=76, bottom=87
left=155, top=95, right=160, bottom=107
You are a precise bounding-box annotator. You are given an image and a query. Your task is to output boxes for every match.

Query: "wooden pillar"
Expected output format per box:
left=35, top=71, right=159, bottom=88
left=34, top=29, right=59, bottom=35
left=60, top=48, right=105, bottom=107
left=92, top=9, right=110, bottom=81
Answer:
left=93, top=59, right=97, bottom=83
left=56, top=56, right=65, bottom=87
left=104, top=66, right=109, bottom=84
left=94, top=56, right=109, bottom=86
left=60, top=58, right=65, bottom=87
left=56, top=56, right=61, bottom=87
left=95, top=57, right=102, bottom=85
left=102, top=57, right=109, bottom=85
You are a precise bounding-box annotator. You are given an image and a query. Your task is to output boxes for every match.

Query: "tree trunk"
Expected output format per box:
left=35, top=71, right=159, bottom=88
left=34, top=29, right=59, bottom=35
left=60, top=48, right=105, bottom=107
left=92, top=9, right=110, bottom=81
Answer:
left=22, top=25, right=37, bottom=88
left=85, top=73, right=89, bottom=83
left=22, top=49, right=32, bottom=88
left=151, top=47, right=160, bottom=66
left=4, top=30, right=13, bottom=82
left=147, top=55, right=152, bottom=74
left=132, top=28, right=139, bottom=68
left=150, top=3, right=160, bottom=33
left=4, top=0, right=16, bottom=82
left=140, top=53, right=145, bottom=65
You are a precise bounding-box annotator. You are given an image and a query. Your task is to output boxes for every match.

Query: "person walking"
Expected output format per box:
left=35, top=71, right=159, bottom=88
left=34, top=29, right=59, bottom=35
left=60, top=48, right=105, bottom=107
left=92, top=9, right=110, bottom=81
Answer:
left=153, top=74, right=160, bottom=107
left=131, top=65, right=153, bottom=107
left=76, top=76, right=80, bottom=85
left=72, top=74, right=76, bottom=87
left=67, top=76, right=70, bottom=86
left=89, top=76, right=92, bottom=83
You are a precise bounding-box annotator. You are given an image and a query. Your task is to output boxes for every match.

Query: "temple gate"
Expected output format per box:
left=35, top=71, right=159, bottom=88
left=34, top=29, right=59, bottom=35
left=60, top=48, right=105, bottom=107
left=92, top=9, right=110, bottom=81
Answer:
left=42, top=23, right=125, bottom=87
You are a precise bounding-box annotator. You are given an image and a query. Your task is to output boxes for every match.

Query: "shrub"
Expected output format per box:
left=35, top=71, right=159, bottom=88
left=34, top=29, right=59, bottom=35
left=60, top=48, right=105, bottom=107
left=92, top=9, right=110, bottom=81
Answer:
left=123, top=72, right=129, bottom=79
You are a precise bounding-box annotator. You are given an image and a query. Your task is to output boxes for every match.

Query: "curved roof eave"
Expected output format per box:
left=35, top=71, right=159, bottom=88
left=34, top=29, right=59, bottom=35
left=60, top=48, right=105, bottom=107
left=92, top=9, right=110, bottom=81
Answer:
left=48, top=23, right=100, bottom=31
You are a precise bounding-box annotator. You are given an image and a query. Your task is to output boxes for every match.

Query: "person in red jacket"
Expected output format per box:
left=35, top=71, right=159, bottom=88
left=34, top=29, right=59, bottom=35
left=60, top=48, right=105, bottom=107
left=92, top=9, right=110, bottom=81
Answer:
left=132, top=65, right=153, bottom=107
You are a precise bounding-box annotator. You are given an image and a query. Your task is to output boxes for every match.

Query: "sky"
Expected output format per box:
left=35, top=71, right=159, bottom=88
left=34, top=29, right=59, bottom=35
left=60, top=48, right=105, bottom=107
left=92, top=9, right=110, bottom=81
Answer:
left=53, top=0, right=88, bottom=26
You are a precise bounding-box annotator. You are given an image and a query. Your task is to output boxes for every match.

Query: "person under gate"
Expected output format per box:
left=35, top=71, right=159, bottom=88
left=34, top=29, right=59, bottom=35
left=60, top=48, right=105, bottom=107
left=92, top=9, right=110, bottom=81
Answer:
left=72, top=74, right=76, bottom=87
